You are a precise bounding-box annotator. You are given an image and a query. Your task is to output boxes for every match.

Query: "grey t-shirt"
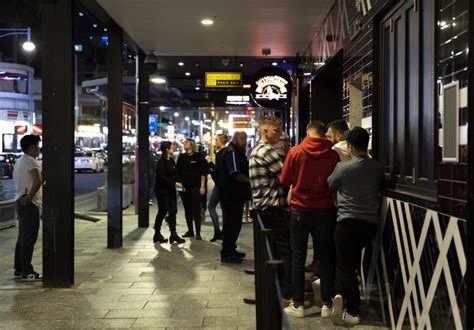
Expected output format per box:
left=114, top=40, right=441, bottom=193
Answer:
left=328, top=156, right=384, bottom=223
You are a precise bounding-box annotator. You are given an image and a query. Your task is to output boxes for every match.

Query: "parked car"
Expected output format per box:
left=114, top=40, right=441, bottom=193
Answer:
left=74, top=152, right=106, bottom=173
left=0, top=154, right=17, bottom=178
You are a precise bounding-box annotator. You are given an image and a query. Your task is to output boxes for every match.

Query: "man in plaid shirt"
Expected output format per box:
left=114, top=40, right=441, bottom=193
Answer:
left=249, top=116, right=292, bottom=303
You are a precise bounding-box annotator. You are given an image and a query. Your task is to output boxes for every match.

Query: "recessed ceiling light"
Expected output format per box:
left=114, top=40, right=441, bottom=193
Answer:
left=159, top=106, right=165, bottom=111
left=178, top=62, right=184, bottom=66
left=185, top=72, right=191, bottom=76
left=103, top=28, right=108, bottom=32
left=225, top=111, right=229, bottom=114
left=240, top=63, right=244, bottom=67
left=272, top=62, right=278, bottom=66
left=93, top=24, right=98, bottom=28
left=195, top=63, right=200, bottom=67
left=195, top=87, right=200, bottom=90
left=79, top=12, right=84, bottom=16
left=174, top=112, right=179, bottom=117
left=185, top=116, right=190, bottom=121
left=150, top=77, right=166, bottom=84
left=201, top=19, right=214, bottom=25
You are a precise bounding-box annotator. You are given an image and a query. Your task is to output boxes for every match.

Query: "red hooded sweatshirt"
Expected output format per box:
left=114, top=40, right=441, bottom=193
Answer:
left=280, top=137, right=340, bottom=212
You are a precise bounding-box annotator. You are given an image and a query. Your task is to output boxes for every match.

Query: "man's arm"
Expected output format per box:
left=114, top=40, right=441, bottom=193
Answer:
left=20, top=168, right=41, bottom=205
left=327, top=163, right=343, bottom=191
left=224, top=150, right=249, bottom=183
left=279, top=149, right=294, bottom=188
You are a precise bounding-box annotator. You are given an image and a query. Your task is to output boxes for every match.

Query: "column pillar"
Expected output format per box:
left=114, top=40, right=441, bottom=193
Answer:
left=107, top=25, right=123, bottom=248
left=137, top=51, right=151, bottom=227
left=41, top=0, right=75, bottom=287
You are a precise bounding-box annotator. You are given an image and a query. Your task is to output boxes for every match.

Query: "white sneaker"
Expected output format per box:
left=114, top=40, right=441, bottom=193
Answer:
left=321, top=304, right=332, bottom=318
left=331, top=294, right=344, bottom=325
left=312, top=278, right=321, bottom=306
left=343, top=311, right=361, bottom=326
left=284, top=302, right=304, bottom=318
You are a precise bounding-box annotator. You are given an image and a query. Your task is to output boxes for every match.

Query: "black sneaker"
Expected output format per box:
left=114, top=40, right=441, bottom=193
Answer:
left=22, top=272, right=42, bottom=282
left=195, top=234, right=202, bottom=240
left=182, top=231, right=195, bottom=238
left=13, top=270, right=22, bottom=280
left=221, top=255, right=243, bottom=264
left=233, top=251, right=246, bottom=258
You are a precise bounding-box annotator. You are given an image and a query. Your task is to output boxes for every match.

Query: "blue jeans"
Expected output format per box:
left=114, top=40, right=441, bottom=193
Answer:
left=290, top=208, right=336, bottom=305
left=208, top=186, right=220, bottom=232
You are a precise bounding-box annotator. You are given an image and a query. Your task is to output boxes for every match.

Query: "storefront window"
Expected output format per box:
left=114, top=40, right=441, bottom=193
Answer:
left=0, top=72, right=28, bottom=94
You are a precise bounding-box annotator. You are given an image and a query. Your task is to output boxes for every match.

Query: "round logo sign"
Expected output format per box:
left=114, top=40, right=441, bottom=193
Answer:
left=251, top=67, right=292, bottom=109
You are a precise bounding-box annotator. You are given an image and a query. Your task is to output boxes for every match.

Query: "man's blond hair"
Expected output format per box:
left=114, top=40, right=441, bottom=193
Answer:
left=259, top=116, right=282, bottom=127
left=259, top=116, right=282, bottom=136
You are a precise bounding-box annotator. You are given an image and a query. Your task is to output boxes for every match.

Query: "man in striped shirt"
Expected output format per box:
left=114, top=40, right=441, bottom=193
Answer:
left=249, top=116, right=292, bottom=303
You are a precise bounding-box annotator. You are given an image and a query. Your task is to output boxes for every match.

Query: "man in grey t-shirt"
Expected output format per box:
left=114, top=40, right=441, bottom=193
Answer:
left=327, top=127, right=383, bottom=326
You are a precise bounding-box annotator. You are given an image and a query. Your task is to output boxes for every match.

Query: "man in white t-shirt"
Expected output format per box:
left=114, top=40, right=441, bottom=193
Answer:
left=13, top=134, right=43, bottom=282
left=326, top=120, right=350, bottom=162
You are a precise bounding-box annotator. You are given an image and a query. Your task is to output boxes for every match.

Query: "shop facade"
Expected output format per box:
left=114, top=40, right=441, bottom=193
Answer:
left=0, top=62, right=35, bottom=153
left=296, top=0, right=471, bottom=327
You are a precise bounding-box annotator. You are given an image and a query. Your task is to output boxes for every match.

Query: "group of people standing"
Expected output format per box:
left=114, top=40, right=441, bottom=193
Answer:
left=152, top=132, right=253, bottom=264
left=248, top=116, right=383, bottom=327
left=152, top=115, right=383, bottom=326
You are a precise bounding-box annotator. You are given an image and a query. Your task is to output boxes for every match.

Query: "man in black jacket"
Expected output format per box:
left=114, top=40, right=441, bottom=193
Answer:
left=218, top=131, right=251, bottom=263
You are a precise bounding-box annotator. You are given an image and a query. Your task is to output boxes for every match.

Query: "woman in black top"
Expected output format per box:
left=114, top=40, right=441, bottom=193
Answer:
left=153, top=142, right=185, bottom=244
left=176, top=138, right=207, bottom=240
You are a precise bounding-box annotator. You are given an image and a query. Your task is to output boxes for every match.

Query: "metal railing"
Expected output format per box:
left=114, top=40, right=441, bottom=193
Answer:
left=253, top=210, right=289, bottom=330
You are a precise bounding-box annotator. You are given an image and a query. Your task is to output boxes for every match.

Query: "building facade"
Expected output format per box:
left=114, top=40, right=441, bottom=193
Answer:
left=0, top=62, right=35, bottom=153
left=297, top=0, right=470, bottom=328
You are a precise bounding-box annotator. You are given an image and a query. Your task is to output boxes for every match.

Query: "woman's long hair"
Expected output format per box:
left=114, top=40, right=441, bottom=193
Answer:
left=186, top=138, right=199, bottom=153
left=160, top=141, right=172, bottom=158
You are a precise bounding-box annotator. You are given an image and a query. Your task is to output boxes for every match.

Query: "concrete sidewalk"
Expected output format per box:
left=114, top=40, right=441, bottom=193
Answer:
left=0, top=200, right=387, bottom=329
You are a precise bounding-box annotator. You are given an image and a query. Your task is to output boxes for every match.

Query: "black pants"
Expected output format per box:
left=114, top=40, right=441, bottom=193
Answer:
left=154, top=191, right=177, bottom=233
left=260, top=207, right=292, bottom=300
left=220, top=200, right=244, bottom=257
left=290, top=209, right=336, bottom=305
left=180, top=186, right=201, bottom=235
left=334, top=218, right=377, bottom=315
left=14, top=202, right=40, bottom=275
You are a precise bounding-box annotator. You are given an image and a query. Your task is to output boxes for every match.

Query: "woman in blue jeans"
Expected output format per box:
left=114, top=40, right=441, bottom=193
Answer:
left=206, top=134, right=228, bottom=242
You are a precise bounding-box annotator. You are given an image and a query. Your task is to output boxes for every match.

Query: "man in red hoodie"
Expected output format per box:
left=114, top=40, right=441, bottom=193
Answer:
left=280, top=120, right=340, bottom=318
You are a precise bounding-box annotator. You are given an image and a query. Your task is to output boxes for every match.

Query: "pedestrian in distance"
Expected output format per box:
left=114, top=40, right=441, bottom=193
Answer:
left=218, top=131, right=251, bottom=263
left=176, top=138, right=207, bottom=240
left=13, top=134, right=43, bottom=282
left=153, top=141, right=185, bottom=244
left=206, top=134, right=228, bottom=242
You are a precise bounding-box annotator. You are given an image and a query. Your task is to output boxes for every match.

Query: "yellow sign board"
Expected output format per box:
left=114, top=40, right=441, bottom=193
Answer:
left=205, top=72, right=242, bottom=88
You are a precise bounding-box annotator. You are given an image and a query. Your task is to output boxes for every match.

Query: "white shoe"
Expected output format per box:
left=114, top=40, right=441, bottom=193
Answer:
left=284, top=303, right=304, bottom=318
left=321, top=304, right=332, bottom=318
left=331, top=294, right=344, bottom=325
left=312, top=278, right=321, bottom=306
left=343, top=311, right=361, bottom=326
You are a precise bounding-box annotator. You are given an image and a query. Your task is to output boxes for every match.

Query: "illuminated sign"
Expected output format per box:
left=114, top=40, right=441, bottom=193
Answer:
left=251, top=67, right=292, bottom=108
left=226, top=95, right=250, bottom=105
left=205, top=72, right=242, bottom=88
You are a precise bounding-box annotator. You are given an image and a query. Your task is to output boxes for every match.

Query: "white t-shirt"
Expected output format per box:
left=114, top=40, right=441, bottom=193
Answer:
left=332, top=141, right=351, bottom=162
left=13, top=154, right=42, bottom=209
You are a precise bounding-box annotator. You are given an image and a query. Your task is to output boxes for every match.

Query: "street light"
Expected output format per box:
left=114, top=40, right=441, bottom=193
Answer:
left=0, top=27, right=36, bottom=52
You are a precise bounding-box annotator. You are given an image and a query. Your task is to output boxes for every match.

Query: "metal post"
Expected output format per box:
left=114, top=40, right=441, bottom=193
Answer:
left=107, top=25, right=123, bottom=248
left=137, top=51, right=150, bottom=227
left=41, top=0, right=75, bottom=287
